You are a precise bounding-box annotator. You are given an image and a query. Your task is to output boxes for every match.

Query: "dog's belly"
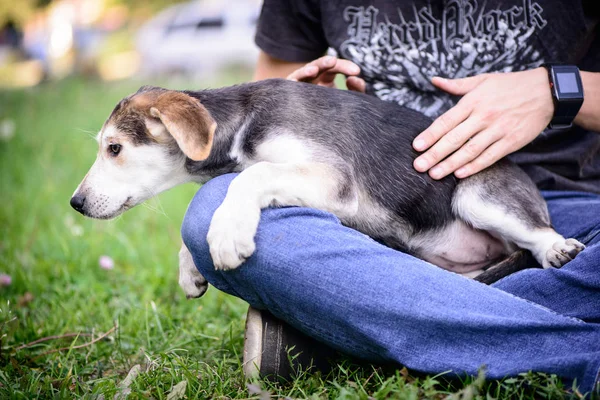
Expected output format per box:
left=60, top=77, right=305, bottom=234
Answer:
left=411, top=220, right=508, bottom=273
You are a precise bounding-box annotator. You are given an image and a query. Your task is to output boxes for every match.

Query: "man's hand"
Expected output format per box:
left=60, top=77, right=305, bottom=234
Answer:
left=287, top=55, right=366, bottom=92
left=412, top=68, right=554, bottom=179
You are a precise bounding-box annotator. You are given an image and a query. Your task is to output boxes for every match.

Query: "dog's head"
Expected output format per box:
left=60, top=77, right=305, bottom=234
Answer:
left=70, top=86, right=216, bottom=219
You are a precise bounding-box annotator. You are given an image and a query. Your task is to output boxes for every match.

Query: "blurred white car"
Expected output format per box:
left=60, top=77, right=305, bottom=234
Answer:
left=136, top=0, right=260, bottom=76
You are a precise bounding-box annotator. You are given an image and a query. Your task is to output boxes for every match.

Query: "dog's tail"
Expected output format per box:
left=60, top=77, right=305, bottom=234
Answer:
left=474, top=250, right=540, bottom=285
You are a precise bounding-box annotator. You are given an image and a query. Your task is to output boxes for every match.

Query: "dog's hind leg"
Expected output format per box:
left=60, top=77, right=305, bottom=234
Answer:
left=452, top=160, right=585, bottom=270
left=207, top=161, right=358, bottom=271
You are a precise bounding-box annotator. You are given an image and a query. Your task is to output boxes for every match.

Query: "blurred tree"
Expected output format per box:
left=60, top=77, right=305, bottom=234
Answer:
left=107, top=0, right=188, bottom=17
left=0, top=0, right=39, bottom=27
left=0, top=0, right=188, bottom=28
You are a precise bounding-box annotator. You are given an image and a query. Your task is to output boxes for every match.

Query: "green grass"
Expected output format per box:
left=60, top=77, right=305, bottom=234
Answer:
left=0, top=75, right=592, bottom=399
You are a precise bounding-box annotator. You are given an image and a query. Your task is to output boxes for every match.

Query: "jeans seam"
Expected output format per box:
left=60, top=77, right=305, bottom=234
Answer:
left=581, top=228, right=600, bottom=246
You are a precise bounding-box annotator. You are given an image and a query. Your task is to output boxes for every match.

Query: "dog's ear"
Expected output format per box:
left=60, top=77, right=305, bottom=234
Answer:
left=145, top=91, right=216, bottom=161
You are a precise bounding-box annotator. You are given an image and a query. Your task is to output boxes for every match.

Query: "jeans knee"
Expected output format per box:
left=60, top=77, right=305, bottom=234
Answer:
left=181, top=174, right=238, bottom=274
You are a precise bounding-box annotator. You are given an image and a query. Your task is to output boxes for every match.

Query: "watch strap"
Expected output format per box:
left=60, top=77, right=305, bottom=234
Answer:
left=542, top=64, right=584, bottom=130
left=551, top=101, right=583, bottom=129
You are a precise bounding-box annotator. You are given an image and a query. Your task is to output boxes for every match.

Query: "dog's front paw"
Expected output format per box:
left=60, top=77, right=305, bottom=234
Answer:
left=544, top=238, right=586, bottom=268
left=179, top=243, right=208, bottom=299
left=207, top=201, right=260, bottom=271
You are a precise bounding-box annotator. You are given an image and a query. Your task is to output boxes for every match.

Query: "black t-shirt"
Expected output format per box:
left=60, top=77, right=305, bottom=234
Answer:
left=256, top=0, right=600, bottom=194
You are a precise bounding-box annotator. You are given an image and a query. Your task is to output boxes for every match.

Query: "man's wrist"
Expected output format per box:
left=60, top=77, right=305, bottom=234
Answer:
left=574, top=71, right=597, bottom=130
left=531, top=67, right=556, bottom=127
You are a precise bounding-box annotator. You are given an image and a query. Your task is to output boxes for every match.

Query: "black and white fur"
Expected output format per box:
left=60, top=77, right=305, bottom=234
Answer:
left=71, top=79, right=585, bottom=298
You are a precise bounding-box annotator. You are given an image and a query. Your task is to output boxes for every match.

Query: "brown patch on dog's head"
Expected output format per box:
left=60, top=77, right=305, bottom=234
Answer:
left=103, top=87, right=216, bottom=161
left=134, top=89, right=216, bottom=161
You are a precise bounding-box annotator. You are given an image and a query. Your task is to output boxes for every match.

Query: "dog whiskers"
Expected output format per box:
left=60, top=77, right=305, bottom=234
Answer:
left=141, top=201, right=166, bottom=217
left=141, top=186, right=168, bottom=218
left=76, top=128, right=99, bottom=141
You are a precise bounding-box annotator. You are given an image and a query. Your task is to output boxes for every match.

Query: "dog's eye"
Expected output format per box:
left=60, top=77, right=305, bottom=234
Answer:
left=109, top=143, right=121, bottom=156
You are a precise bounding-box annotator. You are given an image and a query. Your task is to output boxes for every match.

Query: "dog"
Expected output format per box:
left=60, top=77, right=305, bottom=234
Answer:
left=71, top=79, right=585, bottom=297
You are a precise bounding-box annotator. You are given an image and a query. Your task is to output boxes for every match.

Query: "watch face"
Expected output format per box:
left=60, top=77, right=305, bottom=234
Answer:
left=551, top=65, right=584, bottom=100
left=555, top=72, right=579, bottom=94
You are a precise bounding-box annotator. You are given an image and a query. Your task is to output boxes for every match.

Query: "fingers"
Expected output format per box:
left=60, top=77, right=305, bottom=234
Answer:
left=289, top=56, right=337, bottom=82
left=414, top=117, right=486, bottom=177
left=427, top=128, right=502, bottom=179
left=432, top=74, right=488, bottom=96
left=413, top=74, right=489, bottom=172
left=287, top=56, right=361, bottom=86
left=454, top=139, right=510, bottom=178
left=313, top=70, right=341, bottom=87
left=325, top=57, right=361, bottom=77
left=413, top=102, right=471, bottom=154
left=287, top=64, right=320, bottom=82
left=346, top=76, right=366, bottom=93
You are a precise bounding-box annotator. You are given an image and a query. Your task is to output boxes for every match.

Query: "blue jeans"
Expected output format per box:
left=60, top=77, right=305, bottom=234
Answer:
left=181, top=174, right=600, bottom=393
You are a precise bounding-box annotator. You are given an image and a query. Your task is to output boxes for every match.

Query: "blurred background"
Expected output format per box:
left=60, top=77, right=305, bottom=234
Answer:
left=0, top=0, right=260, bottom=86
left=0, top=1, right=262, bottom=395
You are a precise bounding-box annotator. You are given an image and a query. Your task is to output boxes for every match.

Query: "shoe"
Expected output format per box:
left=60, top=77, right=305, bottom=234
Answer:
left=242, top=306, right=338, bottom=380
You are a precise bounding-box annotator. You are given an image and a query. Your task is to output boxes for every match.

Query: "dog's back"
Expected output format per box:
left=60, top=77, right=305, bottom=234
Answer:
left=193, top=80, right=584, bottom=274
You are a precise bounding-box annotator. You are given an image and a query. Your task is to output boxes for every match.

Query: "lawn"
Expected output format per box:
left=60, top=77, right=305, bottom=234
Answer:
left=0, top=75, right=590, bottom=399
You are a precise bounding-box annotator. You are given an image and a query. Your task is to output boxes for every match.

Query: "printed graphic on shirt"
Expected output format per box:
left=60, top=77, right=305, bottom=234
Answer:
left=339, top=0, right=548, bottom=117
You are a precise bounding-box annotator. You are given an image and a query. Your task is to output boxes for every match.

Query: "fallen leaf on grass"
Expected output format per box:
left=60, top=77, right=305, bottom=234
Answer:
left=399, top=367, right=409, bottom=379
left=246, top=383, right=271, bottom=400
left=113, top=364, right=141, bottom=400
left=246, top=383, right=261, bottom=395
left=167, top=380, right=187, bottom=400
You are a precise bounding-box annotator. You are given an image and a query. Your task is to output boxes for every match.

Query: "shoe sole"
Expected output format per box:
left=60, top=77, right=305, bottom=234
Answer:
left=242, top=306, right=263, bottom=378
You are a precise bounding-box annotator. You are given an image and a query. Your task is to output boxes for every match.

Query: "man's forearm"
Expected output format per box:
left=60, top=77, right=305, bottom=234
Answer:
left=253, top=52, right=304, bottom=81
left=575, top=71, right=600, bottom=132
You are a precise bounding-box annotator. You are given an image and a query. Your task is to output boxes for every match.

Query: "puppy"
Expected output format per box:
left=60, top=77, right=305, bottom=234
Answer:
left=71, top=79, right=585, bottom=297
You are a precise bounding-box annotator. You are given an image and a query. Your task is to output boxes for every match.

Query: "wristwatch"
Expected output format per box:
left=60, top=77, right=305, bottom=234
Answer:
left=542, top=64, right=585, bottom=129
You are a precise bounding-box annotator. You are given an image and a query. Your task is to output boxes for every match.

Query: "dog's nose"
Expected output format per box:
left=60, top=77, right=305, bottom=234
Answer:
left=70, top=194, right=86, bottom=214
